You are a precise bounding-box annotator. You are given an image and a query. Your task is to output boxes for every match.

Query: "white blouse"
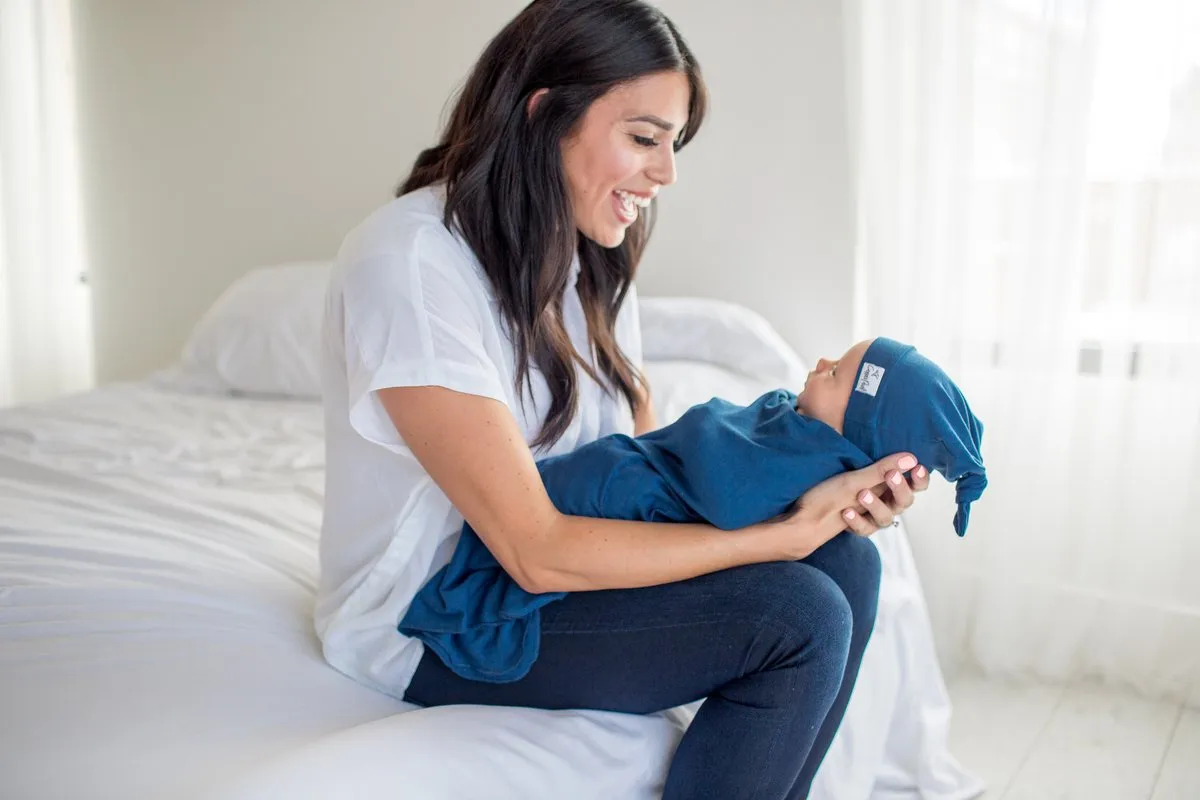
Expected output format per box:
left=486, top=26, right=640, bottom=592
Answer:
left=315, top=185, right=642, bottom=699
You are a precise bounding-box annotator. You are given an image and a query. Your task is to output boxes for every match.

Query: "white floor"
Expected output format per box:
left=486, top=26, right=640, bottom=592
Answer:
left=947, top=672, right=1200, bottom=800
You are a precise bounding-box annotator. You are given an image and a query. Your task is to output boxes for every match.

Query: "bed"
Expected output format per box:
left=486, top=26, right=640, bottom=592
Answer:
left=0, top=264, right=985, bottom=800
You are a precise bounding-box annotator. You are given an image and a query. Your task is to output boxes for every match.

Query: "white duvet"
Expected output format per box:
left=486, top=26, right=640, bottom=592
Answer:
left=0, top=359, right=983, bottom=800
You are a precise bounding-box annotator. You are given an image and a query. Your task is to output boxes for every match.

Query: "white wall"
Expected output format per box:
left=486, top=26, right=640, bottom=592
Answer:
left=73, top=0, right=855, bottom=383
left=646, top=0, right=856, bottom=365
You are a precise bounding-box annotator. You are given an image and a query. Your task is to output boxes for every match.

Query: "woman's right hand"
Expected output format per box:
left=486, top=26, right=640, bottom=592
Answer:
left=762, top=453, right=924, bottom=560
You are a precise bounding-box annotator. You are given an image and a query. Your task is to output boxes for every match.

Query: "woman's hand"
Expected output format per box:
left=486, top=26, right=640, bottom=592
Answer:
left=761, top=453, right=930, bottom=560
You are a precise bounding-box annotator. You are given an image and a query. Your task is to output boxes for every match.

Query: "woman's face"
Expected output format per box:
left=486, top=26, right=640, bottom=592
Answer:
left=560, top=71, right=691, bottom=248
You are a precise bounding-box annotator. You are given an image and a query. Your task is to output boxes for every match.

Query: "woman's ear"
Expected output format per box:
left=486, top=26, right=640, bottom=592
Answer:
left=526, top=88, right=549, bottom=118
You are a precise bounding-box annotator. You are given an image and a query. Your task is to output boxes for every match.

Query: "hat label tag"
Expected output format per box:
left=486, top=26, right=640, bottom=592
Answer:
left=856, top=363, right=885, bottom=396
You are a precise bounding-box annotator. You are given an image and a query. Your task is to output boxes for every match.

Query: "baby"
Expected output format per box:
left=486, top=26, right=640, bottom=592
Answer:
left=400, top=337, right=987, bottom=683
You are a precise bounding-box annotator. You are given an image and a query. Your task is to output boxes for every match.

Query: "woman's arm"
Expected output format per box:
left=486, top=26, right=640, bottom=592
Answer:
left=377, top=385, right=921, bottom=594
left=633, top=382, right=658, bottom=435
left=379, top=384, right=780, bottom=594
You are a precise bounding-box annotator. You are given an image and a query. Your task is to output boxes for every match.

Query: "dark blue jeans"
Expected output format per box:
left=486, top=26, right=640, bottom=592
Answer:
left=402, top=532, right=882, bottom=799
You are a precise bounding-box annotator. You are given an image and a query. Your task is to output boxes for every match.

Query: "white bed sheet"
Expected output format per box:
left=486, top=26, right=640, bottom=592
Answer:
left=0, top=366, right=983, bottom=800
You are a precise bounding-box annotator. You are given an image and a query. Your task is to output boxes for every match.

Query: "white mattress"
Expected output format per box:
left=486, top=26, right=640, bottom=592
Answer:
left=0, top=365, right=984, bottom=800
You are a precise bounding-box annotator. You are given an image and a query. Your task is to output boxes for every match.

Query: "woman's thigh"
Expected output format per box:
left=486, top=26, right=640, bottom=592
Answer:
left=402, top=559, right=853, bottom=713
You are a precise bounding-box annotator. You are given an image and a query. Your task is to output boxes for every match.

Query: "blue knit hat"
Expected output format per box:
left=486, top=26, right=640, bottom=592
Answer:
left=842, top=338, right=987, bottom=536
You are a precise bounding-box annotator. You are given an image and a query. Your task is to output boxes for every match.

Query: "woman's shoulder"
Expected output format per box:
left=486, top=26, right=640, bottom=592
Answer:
left=336, top=184, right=454, bottom=263
left=332, top=184, right=486, bottom=295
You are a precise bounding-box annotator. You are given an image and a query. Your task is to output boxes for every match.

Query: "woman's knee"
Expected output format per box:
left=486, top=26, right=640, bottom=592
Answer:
left=804, top=532, right=882, bottom=624
left=733, top=561, right=854, bottom=671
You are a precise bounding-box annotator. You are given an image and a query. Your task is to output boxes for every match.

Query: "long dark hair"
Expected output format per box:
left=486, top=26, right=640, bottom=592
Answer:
left=398, top=0, right=707, bottom=449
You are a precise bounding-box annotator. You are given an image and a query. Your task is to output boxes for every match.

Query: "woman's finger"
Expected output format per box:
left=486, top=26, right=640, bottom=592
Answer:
left=910, top=464, right=930, bottom=492
left=857, top=488, right=896, bottom=528
left=883, top=469, right=915, bottom=512
left=841, top=507, right=880, bottom=537
left=849, top=453, right=918, bottom=497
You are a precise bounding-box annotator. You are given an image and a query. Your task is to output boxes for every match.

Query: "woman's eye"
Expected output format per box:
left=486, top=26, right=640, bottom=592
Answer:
left=632, top=134, right=659, bottom=148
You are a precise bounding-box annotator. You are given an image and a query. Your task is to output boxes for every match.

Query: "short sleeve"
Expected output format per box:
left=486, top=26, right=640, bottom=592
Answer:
left=338, top=231, right=509, bottom=454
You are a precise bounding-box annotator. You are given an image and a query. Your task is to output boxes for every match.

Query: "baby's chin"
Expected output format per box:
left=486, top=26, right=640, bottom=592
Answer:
left=794, top=392, right=847, bottom=434
left=794, top=390, right=811, bottom=416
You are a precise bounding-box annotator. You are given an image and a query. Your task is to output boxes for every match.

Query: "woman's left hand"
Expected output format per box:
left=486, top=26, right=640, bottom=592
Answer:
left=846, top=463, right=931, bottom=532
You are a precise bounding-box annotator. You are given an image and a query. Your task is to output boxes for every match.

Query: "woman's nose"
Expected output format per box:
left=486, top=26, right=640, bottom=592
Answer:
left=647, top=144, right=677, bottom=187
left=815, top=358, right=831, bottom=372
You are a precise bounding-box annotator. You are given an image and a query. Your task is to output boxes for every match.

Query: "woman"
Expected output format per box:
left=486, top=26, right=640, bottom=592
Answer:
left=316, top=1, right=929, bottom=797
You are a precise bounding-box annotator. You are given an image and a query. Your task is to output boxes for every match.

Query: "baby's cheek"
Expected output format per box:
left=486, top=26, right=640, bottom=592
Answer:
left=838, top=388, right=854, bottom=416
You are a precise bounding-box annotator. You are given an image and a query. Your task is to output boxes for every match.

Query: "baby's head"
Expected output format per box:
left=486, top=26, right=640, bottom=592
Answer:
left=797, top=337, right=987, bottom=536
left=796, top=339, right=874, bottom=434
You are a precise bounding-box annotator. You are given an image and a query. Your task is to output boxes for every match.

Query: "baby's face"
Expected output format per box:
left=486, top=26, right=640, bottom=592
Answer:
left=795, top=339, right=873, bottom=433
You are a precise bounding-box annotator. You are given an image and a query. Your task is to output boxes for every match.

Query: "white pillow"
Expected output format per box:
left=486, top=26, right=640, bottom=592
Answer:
left=638, top=296, right=809, bottom=387
left=644, top=360, right=781, bottom=425
left=181, top=261, right=331, bottom=399
left=180, top=266, right=808, bottom=403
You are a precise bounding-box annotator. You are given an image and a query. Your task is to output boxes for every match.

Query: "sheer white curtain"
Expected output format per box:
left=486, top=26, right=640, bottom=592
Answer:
left=0, top=0, right=93, bottom=408
left=847, top=0, right=1200, bottom=703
